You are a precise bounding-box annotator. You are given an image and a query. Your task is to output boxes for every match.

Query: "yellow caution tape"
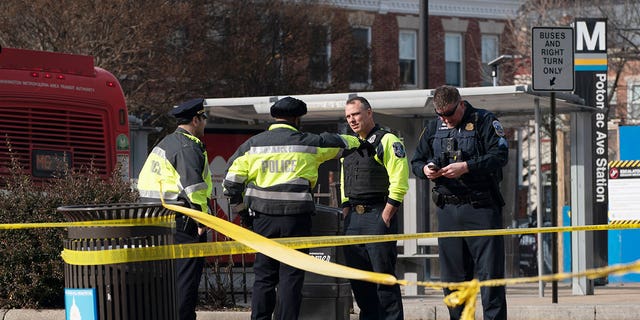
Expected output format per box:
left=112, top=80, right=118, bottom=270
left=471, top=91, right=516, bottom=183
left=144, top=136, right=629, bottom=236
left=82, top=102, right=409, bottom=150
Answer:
left=157, top=200, right=640, bottom=320
left=413, top=258, right=640, bottom=320
left=442, top=279, right=479, bottom=320
left=60, top=222, right=640, bottom=265
left=3, top=201, right=638, bottom=320
left=160, top=200, right=401, bottom=286
left=7, top=198, right=640, bottom=320
left=60, top=240, right=249, bottom=265
left=0, top=216, right=173, bottom=230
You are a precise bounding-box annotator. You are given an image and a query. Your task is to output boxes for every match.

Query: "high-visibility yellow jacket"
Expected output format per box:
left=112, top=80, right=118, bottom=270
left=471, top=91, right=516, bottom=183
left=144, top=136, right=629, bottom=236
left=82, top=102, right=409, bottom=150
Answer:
left=137, top=128, right=212, bottom=213
left=223, top=122, right=361, bottom=215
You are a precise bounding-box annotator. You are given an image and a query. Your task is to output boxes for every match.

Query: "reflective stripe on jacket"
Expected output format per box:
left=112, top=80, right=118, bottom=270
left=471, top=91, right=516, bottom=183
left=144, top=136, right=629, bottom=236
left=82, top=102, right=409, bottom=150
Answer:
left=223, top=122, right=360, bottom=215
left=137, top=127, right=212, bottom=213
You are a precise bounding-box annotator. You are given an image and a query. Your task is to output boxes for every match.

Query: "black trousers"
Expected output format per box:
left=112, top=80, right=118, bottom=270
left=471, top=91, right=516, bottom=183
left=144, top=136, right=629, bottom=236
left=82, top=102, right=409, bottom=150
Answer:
left=343, top=204, right=404, bottom=320
left=251, top=213, right=312, bottom=320
left=437, top=202, right=507, bottom=320
left=175, top=230, right=205, bottom=320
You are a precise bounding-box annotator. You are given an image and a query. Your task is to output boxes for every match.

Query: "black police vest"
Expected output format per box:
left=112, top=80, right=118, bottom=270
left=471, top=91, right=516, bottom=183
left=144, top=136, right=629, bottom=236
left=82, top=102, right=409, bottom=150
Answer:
left=343, top=129, right=389, bottom=201
left=432, top=110, right=493, bottom=194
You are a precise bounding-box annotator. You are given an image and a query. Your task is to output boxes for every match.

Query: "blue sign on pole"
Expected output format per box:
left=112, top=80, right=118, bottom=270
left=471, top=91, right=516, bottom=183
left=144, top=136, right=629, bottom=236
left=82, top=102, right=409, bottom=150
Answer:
left=65, top=288, right=97, bottom=320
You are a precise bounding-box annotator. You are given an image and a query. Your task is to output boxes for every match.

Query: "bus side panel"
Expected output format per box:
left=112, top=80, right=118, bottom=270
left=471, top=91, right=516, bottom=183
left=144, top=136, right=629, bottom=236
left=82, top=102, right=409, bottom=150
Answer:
left=0, top=49, right=130, bottom=183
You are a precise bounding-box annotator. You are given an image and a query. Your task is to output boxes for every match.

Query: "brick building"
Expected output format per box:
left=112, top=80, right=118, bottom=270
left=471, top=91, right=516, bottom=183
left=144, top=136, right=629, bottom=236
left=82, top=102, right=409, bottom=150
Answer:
left=319, top=0, right=525, bottom=91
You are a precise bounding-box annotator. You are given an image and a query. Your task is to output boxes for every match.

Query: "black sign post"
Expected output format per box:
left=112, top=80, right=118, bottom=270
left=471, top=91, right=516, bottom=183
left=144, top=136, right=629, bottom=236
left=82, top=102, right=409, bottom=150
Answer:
left=532, top=26, right=574, bottom=302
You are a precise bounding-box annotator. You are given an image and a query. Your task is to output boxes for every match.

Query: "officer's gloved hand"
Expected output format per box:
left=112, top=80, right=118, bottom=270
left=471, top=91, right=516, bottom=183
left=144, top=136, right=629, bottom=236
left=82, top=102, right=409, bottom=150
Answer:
left=357, top=139, right=375, bottom=156
left=232, top=203, right=253, bottom=229
left=240, top=210, right=254, bottom=229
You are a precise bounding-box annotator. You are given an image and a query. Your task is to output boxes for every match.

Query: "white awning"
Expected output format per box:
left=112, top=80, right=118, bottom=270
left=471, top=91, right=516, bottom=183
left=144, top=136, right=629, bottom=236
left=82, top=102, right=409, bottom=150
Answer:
left=204, top=85, right=588, bottom=123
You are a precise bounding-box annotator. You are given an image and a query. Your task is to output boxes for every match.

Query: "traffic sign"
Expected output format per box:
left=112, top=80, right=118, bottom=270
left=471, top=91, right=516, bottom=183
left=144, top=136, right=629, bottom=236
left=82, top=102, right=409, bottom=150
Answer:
left=532, top=27, right=574, bottom=91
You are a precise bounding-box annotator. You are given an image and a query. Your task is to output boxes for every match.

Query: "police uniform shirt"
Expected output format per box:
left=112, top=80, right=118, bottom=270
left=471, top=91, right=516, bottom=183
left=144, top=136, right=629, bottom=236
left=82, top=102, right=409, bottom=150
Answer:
left=410, top=101, right=508, bottom=191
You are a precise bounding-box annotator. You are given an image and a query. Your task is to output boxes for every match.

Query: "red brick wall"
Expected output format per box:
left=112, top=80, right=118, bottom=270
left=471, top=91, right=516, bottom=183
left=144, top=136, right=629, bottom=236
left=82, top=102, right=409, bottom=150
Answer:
left=371, top=13, right=400, bottom=90
left=465, top=18, right=482, bottom=87
left=326, top=9, right=514, bottom=91
left=427, top=16, right=501, bottom=88
left=428, top=16, right=445, bottom=87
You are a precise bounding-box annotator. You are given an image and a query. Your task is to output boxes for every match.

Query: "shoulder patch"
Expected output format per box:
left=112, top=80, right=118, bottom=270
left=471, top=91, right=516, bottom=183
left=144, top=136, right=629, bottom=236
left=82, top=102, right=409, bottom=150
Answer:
left=392, top=142, right=406, bottom=158
left=498, top=137, right=509, bottom=149
left=492, top=120, right=505, bottom=137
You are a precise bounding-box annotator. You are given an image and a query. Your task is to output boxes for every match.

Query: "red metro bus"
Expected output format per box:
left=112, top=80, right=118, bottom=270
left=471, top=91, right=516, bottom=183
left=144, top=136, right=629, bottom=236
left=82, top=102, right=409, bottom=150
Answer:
left=0, top=47, right=130, bottom=182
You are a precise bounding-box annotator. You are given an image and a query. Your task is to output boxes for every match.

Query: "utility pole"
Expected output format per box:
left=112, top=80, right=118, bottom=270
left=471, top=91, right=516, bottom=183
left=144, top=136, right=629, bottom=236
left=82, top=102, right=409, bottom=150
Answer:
left=419, top=0, right=429, bottom=89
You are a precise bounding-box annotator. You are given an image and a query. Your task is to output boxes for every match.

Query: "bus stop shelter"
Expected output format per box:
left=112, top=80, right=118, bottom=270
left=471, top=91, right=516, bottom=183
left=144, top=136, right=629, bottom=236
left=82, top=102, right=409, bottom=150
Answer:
left=203, top=85, right=599, bottom=296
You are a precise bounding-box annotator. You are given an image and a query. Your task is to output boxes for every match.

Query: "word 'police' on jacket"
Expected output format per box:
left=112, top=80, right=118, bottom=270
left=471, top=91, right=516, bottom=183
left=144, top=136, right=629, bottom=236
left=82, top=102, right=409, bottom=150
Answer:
left=223, top=122, right=361, bottom=215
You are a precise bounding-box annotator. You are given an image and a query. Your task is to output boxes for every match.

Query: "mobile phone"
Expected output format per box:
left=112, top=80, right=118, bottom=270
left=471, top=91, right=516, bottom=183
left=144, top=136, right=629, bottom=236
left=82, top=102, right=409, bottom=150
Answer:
left=427, top=163, right=439, bottom=170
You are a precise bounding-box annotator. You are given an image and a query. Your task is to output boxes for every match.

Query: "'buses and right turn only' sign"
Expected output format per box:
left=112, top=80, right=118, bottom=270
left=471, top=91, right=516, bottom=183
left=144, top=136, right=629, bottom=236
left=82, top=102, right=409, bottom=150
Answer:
left=532, top=27, right=574, bottom=91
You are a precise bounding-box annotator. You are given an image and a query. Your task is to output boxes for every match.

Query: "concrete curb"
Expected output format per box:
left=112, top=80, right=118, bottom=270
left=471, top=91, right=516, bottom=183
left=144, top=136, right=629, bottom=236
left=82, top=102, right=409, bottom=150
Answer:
left=195, top=311, right=250, bottom=320
left=3, top=304, right=640, bottom=320
left=3, top=307, right=638, bottom=320
left=0, top=309, right=64, bottom=320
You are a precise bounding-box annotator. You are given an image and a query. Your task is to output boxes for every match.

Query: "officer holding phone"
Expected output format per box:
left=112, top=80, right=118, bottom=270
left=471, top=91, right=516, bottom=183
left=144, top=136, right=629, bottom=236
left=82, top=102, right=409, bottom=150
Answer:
left=411, top=85, right=509, bottom=320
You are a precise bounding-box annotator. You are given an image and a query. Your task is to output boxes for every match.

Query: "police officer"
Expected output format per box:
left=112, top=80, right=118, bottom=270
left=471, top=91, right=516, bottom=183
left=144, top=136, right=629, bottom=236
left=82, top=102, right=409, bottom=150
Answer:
left=137, top=98, right=212, bottom=320
left=341, top=96, right=409, bottom=320
left=222, top=96, right=363, bottom=320
left=411, top=85, right=508, bottom=320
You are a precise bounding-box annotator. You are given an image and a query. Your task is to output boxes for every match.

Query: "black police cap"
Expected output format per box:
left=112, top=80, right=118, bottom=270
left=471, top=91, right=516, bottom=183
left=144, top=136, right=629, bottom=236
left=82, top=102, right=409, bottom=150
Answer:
left=270, top=96, right=307, bottom=118
left=169, top=98, right=206, bottom=120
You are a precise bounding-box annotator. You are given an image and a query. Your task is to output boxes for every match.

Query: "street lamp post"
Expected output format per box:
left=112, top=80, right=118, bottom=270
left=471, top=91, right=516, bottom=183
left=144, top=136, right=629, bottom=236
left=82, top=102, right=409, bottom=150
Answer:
left=488, top=54, right=514, bottom=86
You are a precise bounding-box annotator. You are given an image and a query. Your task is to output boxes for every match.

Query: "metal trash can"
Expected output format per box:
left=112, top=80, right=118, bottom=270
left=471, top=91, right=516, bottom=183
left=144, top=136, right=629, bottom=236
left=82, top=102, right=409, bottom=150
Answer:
left=298, top=204, right=351, bottom=320
left=59, top=202, right=178, bottom=320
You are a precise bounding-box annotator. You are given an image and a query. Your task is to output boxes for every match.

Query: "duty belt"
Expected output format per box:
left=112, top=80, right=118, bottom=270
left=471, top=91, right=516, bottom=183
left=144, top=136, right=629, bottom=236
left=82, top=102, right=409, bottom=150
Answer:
left=352, top=203, right=383, bottom=214
left=440, top=194, right=471, bottom=205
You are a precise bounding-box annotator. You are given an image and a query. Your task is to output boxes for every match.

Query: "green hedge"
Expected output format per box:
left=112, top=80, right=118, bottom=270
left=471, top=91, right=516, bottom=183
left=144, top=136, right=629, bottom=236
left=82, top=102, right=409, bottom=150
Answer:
left=0, top=153, right=137, bottom=309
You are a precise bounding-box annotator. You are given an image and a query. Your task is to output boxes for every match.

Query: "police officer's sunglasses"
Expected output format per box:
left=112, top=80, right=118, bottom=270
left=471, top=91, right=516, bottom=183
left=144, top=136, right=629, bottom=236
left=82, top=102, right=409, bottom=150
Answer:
left=435, top=99, right=460, bottom=118
left=197, top=110, right=208, bottom=120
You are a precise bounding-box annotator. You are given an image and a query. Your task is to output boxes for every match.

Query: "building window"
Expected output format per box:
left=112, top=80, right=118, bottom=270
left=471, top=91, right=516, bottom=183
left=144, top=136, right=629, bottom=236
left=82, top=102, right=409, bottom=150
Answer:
left=628, top=83, right=640, bottom=120
left=445, top=33, right=463, bottom=86
left=481, top=34, right=499, bottom=86
left=399, top=30, right=417, bottom=86
left=310, top=26, right=330, bottom=84
left=350, top=27, right=371, bottom=85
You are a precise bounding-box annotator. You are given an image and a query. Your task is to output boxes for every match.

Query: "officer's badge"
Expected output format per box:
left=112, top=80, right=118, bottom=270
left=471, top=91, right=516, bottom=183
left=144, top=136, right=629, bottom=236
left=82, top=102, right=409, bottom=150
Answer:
left=465, top=122, right=474, bottom=131
left=492, top=120, right=505, bottom=137
left=368, top=134, right=376, bottom=144
left=392, top=142, right=406, bottom=158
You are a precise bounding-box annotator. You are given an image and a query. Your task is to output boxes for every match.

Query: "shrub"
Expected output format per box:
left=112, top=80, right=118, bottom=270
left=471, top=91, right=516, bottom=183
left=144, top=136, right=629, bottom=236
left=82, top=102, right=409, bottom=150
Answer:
left=0, top=144, right=137, bottom=308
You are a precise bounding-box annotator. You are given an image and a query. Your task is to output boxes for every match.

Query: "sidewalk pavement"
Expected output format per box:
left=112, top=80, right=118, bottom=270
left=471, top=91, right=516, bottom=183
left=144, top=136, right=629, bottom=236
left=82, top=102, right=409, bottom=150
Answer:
left=2, top=282, right=639, bottom=320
